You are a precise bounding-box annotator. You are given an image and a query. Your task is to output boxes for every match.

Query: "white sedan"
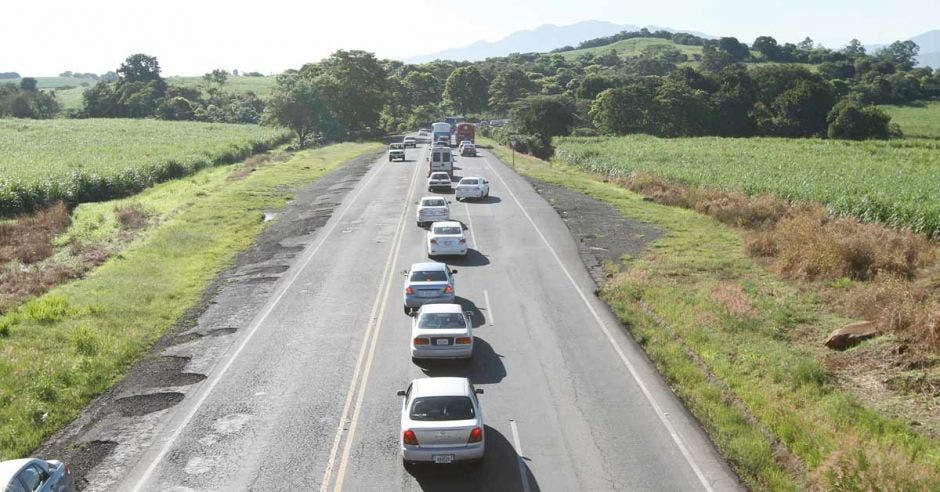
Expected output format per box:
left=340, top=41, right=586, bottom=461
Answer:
left=416, top=196, right=450, bottom=227
left=427, top=221, right=467, bottom=257
left=455, top=177, right=490, bottom=201
left=411, top=304, right=473, bottom=360
left=427, top=172, right=452, bottom=192
left=398, top=377, right=485, bottom=467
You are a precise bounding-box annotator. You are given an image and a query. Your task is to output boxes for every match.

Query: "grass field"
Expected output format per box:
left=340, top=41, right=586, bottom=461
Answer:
left=558, top=37, right=704, bottom=60
left=0, top=142, right=382, bottom=460
left=2, top=77, right=97, bottom=90
left=0, top=118, right=289, bottom=215
left=555, top=135, right=940, bottom=236
left=881, top=100, right=940, bottom=140
left=484, top=137, right=940, bottom=490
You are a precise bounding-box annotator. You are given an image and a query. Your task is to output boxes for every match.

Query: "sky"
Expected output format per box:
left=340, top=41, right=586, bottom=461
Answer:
left=4, top=0, right=938, bottom=76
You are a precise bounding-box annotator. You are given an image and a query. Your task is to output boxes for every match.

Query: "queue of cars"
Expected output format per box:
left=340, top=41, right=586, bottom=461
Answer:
left=398, top=132, right=495, bottom=469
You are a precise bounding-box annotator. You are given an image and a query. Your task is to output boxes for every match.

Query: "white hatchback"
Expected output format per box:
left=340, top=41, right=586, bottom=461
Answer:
left=427, top=221, right=467, bottom=257
left=411, top=304, right=473, bottom=360
left=398, top=377, right=485, bottom=467
left=455, top=177, right=490, bottom=201
left=416, top=197, right=450, bottom=227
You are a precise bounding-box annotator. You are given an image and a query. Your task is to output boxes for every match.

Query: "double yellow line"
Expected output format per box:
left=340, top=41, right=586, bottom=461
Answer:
left=319, top=149, right=422, bottom=492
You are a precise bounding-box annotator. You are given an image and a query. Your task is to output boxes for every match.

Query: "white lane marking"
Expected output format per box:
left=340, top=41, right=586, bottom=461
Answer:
left=131, top=151, right=388, bottom=491
left=484, top=290, right=494, bottom=326
left=322, top=156, right=422, bottom=492
left=462, top=202, right=478, bottom=250
left=482, top=153, right=715, bottom=492
left=509, top=419, right=531, bottom=492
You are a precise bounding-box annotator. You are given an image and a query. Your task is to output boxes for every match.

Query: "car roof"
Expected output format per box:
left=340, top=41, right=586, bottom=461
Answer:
left=418, top=303, right=463, bottom=314
left=0, top=459, right=34, bottom=482
left=412, top=377, right=471, bottom=398
left=429, top=172, right=449, bottom=177
left=430, top=221, right=462, bottom=229
left=420, top=196, right=446, bottom=202
left=410, top=262, right=448, bottom=272
left=459, top=176, right=482, bottom=181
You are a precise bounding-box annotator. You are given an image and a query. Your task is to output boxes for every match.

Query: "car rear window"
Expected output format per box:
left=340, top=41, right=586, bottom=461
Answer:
left=411, top=270, right=447, bottom=282
left=432, top=152, right=440, bottom=162
left=433, top=226, right=462, bottom=235
left=461, top=179, right=479, bottom=185
left=423, top=199, right=446, bottom=207
left=418, top=313, right=466, bottom=329
left=431, top=173, right=449, bottom=180
left=410, top=396, right=475, bottom=421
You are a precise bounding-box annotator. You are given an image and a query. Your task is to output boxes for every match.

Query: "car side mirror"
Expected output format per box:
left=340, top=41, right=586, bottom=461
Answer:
left=401, top=270, right=408, bottom=276
left=451, top=269, right=458, bottom=274
left=397, top=390, right=406, bottom=397
left=475, top=389, right=484, bottom=395
left=466, top=312, right=474, bottom=317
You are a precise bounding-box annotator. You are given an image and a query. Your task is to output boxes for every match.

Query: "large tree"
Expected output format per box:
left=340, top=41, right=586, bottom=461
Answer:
left=488, top=67, right=534, bottom=115
left=443, top=66, right=489, bottom=116
left=301, top=50, right=388, bottom=138
left=264, top=75, right=341, bottom=145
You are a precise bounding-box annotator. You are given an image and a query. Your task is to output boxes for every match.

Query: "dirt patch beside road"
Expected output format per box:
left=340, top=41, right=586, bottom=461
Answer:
left=523, top=177, right=662, bottom=287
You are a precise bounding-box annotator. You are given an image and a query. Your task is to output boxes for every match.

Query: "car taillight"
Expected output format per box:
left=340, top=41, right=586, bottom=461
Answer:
left=458, top=239, right=466, bottom=244
left=456, top=337, right=472, bottom=345
left=468, top=427, right=483, bottom=443
left=65, top=463, right=71, bottom=476
left=403, top=429, right=419, bottom=445
left=430, top=238, right=437, bottom=244
left=443, top=285, right=454, bottom=294
left=413, top=337, right=429, bottom=345
left=405, top=286, right=414, bottom=295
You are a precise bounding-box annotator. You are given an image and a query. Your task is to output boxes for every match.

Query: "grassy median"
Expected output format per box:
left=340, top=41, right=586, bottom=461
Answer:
left=0, top=142, right=382, bottom=459
left=483, top=138, right=940, bottom=491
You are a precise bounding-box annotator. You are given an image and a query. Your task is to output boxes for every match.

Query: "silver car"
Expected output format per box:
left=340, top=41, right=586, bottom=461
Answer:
left=398, top=377, right=485, bottom=467
left=0, top=458, right=74, bottom=492
left=411, top=304, right=473, bottom=360
left=416, top=196, right=450, bottom=227
left=402, top=262, right=457, bottom=315
left=427, top=172, right=452, bottom=192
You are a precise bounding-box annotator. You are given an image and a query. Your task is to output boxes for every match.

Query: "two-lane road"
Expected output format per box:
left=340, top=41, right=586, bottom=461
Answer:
left=120, top=142, right=740, bottom=491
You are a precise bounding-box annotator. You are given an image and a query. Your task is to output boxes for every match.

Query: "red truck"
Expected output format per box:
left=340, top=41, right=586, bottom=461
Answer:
left=454, top=122, right=475, bottom=145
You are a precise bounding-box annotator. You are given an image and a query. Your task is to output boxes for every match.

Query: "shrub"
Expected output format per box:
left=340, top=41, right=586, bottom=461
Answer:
left=827, top=100, right=894, bottom=140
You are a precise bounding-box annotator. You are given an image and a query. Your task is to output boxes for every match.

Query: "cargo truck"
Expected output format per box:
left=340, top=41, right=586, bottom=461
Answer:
left=431, top=122, right=452, bottom=146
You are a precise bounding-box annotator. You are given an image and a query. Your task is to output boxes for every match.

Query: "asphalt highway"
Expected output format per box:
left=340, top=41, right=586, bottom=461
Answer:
left=119, top=143, right=741, bottom=491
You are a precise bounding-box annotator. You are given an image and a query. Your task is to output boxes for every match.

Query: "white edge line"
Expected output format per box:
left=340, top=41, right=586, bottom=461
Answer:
left=509, top=419, right=531, bottom=492
left=130, top=151, right=386, bottom=491
left=483, top=153, right=715, bottom=492
left=483, top=290, right=494, bottom=326
left=462, top=202, right=478, bottom=250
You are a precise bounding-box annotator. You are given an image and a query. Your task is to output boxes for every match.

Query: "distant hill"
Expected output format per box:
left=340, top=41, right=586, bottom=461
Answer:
left=404, top=20, right=711, bottom=63
left=910, top=30, right=940, bottom=67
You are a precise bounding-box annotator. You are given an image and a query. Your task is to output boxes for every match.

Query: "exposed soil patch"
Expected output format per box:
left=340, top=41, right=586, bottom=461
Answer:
left=34, top=149, right=382, bottom=490
left=523, top=177, right=661, bottom=285
left=113, top=393, right=185, bottom=417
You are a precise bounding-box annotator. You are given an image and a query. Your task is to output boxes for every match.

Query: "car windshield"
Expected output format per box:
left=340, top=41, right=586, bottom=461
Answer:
left=411, top=270, right=447, bottom=282
left=410, top=396, right=475, bottom=421
left=433, top=226, right=462, bottom=235
left=461, top=179, right=479, bottom=185
left=423, top=199, right=446, bottom=207
left=390, top=144, right=402, bottom=149
left=418, top=313, right=466, bottom=329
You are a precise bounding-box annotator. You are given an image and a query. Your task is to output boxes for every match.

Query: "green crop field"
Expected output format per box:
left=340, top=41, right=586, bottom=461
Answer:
left=166, top=75, right=278, bottom=96
left=558, top=37, right=704, bottom=60
left=881, top=100, right=940, bottom=140
left=0, top=118, right=288, bottom=215
left=3, top=77, right=97, bottom=90
left=555, top=135, right=940, bottom=236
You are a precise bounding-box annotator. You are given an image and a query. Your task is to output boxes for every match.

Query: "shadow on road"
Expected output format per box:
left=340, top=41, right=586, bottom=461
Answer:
left=406, top=425, right=539, bottom=491
left=462, top=196, right=501, bottom=204
left=452, top=296, right=485, bottom=327
left=448, top=249, right=490, bottom=267
left=416, top=337, right=505, bottom=384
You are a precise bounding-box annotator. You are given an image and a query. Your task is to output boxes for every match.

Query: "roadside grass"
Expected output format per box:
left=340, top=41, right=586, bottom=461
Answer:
left=483, top=138, right=940, bottom=490
left=0, top=142, right=382, bottom=459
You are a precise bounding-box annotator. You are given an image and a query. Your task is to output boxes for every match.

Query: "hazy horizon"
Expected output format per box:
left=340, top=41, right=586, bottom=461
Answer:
left=4, top=0, right=938, bottom=77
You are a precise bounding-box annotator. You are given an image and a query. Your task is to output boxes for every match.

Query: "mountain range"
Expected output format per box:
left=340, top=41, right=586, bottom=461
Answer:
left=405, top=21, right=939, bottom=68
left=404, top=20, right=711, bottom=63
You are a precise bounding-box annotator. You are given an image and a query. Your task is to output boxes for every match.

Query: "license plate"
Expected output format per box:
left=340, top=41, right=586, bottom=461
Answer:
left=418, top=291, right=437, bottom=298
left=433, top=454, right=454, bottom=464
left=435, top=338, right=450, bottom=346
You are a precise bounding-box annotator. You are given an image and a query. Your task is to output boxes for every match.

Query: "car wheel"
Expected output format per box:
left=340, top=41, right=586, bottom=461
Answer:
left=404, top=306, right=411, bottom=316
